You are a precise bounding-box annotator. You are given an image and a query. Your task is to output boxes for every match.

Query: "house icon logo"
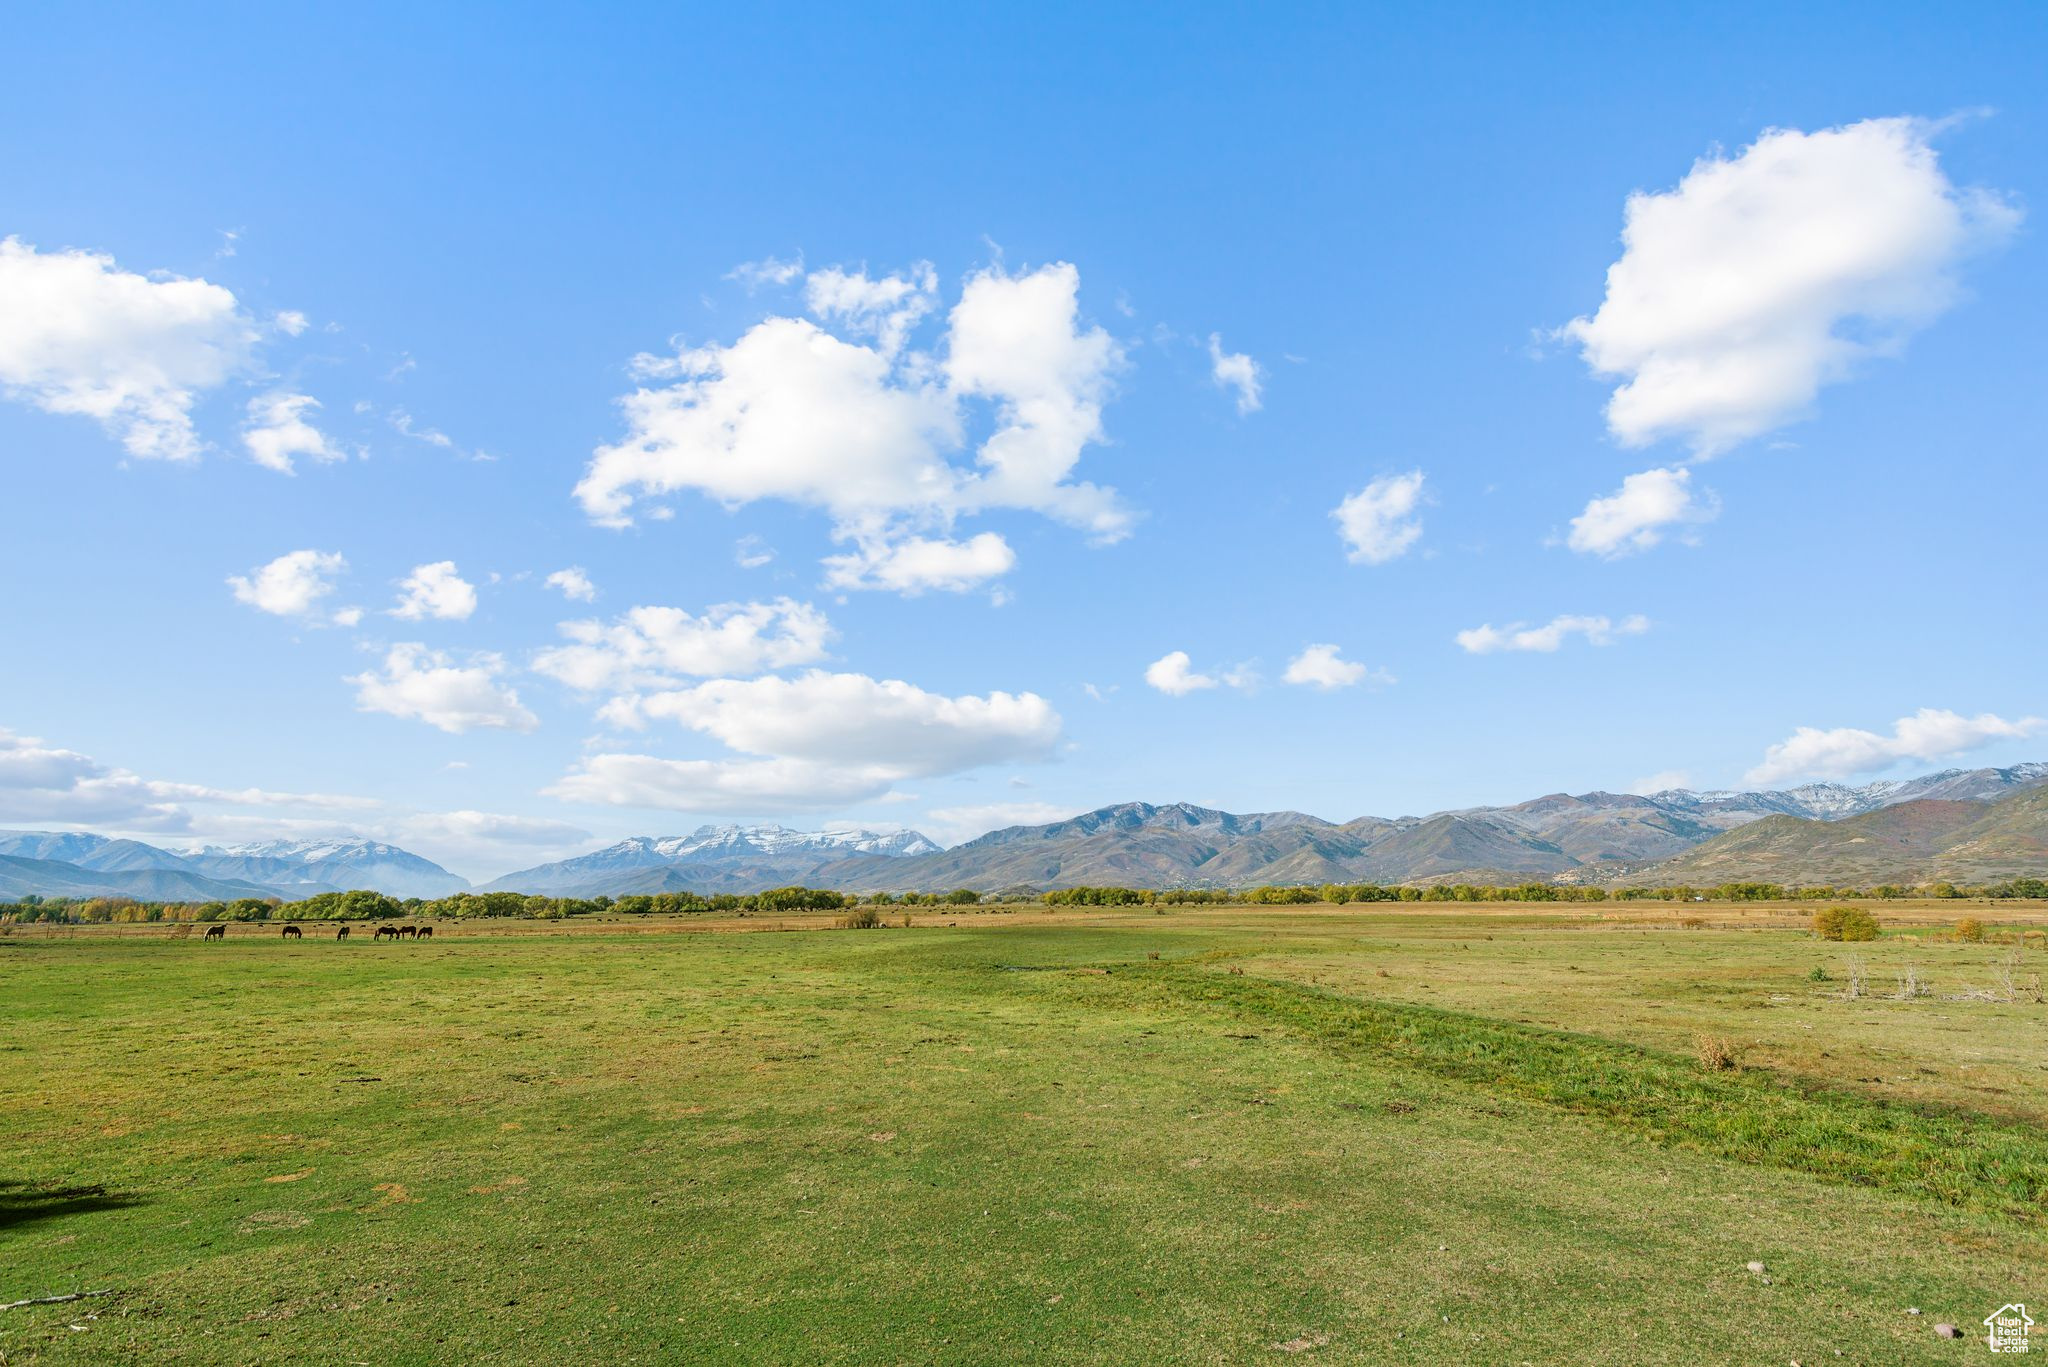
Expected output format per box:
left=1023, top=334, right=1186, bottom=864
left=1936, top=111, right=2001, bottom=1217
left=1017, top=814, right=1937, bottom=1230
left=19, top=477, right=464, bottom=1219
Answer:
left=1986, top=1304, right=2033, bottom=1354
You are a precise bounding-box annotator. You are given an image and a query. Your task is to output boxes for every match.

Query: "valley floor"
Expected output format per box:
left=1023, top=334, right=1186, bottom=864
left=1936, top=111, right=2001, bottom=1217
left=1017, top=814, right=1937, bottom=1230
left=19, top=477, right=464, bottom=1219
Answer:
left=1, top=903, right=2043, bottom=1363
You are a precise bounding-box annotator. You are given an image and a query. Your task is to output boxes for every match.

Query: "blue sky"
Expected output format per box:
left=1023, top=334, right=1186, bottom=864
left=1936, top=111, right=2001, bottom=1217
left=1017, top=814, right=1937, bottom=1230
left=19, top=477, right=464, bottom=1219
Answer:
left=2, top=3, right=2043, bottom=879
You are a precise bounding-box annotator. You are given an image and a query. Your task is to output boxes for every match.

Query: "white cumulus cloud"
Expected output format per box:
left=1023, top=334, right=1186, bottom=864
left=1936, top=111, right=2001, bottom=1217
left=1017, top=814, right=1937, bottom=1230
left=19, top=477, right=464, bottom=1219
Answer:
left=390, top=561, right=479, bottom=621
left=1145, top=651, right=1217, bottom=696
left=576, top=260, right=1128, bottom=592
left=0, top=236, right=261, bottom=461
left=1567, top=466, right=1717, bottom=557
left=1283, top=643, right=1389, bottom=690
left=1456, top=614, right=1650, bottom=654
left=803, top=262, right=938, bottom=358
left=241, top=391, right=343, bottom=474
left=1333, top=470, right=1426, bottom=565
left=1746, top=707, right=2043, bottom=785
left=550, top=670, right=1061, bottom=811
left=228, top=549, right=349, bottom=619
left=821, top=531, right=1016, bottom=595
left=544, top=567, right=597, bottom=602
left=1207, top=333, right=1263, bottom=414
left=1563, top=116, right=2019, bottom=454
left=348, top=644, right=537, bottom=734
left=533, top=598, right=832, bottom=693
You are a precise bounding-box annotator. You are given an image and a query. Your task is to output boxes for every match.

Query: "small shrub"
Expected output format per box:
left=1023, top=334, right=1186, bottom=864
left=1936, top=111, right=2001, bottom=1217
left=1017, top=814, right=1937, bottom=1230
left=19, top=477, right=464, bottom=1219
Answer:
left=1813, top=906, right=1878, bottom=942
left=1955, top=917, right=1985, bottom=943
left=1693, top=1034, right=1740, bottom=1071
left=1807, top=965, right=1829, bottom=983
left=837, top=907, right=883, bottom=930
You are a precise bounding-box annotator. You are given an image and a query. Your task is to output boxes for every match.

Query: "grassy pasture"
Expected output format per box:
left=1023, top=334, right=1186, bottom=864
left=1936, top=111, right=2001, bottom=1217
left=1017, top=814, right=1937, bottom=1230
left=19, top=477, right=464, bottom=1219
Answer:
left=1, top=903, right=2043, bottom=1363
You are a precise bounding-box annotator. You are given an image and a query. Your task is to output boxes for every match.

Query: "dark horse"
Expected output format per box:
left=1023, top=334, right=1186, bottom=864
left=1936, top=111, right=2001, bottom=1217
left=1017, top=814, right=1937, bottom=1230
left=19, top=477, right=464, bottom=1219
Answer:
left=336, top=925, right=350, bottom=941
left=281, top=924, right=302, bottom=939
left=417, top=925, right=433, bottom=939
left=203, top=923, right=226, bottom=941
left=373, top=925, right=399, bottom=941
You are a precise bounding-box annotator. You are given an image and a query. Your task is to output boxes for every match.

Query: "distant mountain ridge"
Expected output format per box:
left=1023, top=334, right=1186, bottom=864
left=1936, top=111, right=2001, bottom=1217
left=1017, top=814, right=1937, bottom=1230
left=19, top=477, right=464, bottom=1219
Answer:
left=1622, top=785, right=2048, bottom=887
left=0, top=832, right=468, bottom=901
left=479, top=824, right=942, bottom=897
left=4, top=764, right=2045, bottom=901
left=466, top=763, right=2048, bottom=896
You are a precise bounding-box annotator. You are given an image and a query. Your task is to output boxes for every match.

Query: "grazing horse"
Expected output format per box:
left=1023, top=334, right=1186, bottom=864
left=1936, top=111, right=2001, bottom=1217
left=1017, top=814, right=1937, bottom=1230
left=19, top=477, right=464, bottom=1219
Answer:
left=203, top=923, right=226, bottom=941
left=373, top=925, right=398, bottom=941
left=282, top=924, right=302, bottom=939
left=417, top=925, right=433, bottom=939
left=336, top=925, right=350, bottom=941
left=399, top=925, right=418, bottom=939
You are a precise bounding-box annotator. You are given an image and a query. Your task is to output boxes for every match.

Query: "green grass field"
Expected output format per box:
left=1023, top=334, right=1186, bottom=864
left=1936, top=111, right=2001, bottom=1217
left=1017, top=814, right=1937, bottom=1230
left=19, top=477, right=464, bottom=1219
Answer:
left=3, top=904, right=2043, bottom=1363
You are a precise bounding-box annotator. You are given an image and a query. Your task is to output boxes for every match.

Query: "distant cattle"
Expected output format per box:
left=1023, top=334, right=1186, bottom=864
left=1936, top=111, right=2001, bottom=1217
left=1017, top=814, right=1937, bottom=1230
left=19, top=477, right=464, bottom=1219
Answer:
left=282, top=924, right=302, bottom=940
left=203, top=924, right=226, bottom=941
left=336, top=925, right=350, bottom=941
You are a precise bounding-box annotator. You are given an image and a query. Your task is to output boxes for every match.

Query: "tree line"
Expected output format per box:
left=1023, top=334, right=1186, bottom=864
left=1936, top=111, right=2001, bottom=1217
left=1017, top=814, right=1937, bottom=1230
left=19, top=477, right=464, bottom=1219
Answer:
left=5, top=875, right=2045, bottom=926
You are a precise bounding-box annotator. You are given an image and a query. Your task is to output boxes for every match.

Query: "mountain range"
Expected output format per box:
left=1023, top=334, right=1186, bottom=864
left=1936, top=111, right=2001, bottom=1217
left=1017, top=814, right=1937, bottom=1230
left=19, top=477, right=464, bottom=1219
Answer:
left=3, top=764, right=2046, bottom=901
left=0, top=833, right=467, bottom=902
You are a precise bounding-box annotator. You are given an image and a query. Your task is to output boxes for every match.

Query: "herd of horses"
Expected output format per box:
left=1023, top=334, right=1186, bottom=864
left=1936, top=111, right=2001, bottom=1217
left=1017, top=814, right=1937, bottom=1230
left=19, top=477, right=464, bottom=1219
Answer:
left=197, top=922, right=433, bottom=941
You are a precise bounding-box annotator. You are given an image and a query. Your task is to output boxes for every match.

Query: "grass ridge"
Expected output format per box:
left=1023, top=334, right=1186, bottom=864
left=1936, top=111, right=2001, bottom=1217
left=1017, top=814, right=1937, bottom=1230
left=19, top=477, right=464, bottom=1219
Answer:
left=1090, top=962, right=2048, bottom=1218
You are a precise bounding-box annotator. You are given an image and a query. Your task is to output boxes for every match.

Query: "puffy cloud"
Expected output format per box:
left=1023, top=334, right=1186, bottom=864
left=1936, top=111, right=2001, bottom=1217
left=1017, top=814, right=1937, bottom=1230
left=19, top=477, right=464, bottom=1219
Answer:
left=944, top=263, right=1128, bottom=540
left=228, top=549, right=349, bottom=619
left=804, top=262, right=937, bottom=358
left=581, top=315, right=956, bottom=527
left=821, top=531, right=1016, bottom=595
left=1563, top=117, right=2019, bottom=454
left=919, top=801, right=1078, bottom=847
left=544, top=567, right=597, bottom=602
left=0, top=236, right=260, bottom=461
left=348, top=645, right=538, bottom=734
left=390, top=561, right=479, bottom=621
left=274, top=309, right=310, bottom=337
left=551, top=670, right=1061, bottom=812
left=533, top=598, right=832, bottom=692
left=1567, top=466, right=1716, bottom=557
left=1207, top=333, right=1262, bottom=414
left=616, top=671, right=1059, bottom=768
left=1145, top=651, right=1217, bottom=696
left=1283, top=643, right=1390, bottom=690
left=1333, top=471, right=1426, bottom=565
left=1746, top=707, right=2043, bottom=785
left=576, top=261, right=1128, bottom=590
left=241, top=391, right=343, bottom=474
left=1456, top=614, right=1649, bottom=654
left=0, top=725, right=370, bottom=831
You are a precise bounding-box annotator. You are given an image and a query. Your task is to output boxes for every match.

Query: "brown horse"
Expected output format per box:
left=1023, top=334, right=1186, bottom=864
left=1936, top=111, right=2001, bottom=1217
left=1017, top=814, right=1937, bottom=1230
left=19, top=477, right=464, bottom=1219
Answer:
left=336, top=925, right=350, bottom=941
left=203, top=923, right=226, bottom=941
left=373, top=925, right=398, bottom=941
left=282, top=924, right=302, bottom=939
left=417, top=925, right=433, bottom=939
